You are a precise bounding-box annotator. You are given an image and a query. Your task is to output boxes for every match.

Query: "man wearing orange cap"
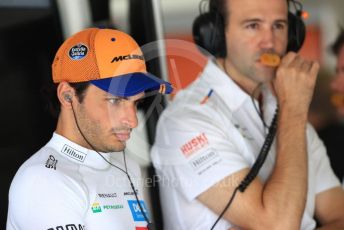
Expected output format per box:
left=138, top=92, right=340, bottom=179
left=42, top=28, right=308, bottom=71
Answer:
left=6, top=28, right=172, bottom=230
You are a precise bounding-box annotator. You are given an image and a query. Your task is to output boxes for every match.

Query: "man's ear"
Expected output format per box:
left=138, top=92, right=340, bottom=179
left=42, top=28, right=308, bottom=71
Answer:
left=57, top=82, right=75, bottom=107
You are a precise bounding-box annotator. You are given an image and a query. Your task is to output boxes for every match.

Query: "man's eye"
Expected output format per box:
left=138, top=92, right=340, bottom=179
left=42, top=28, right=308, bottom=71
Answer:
left=246, top=23, right=259, bottom=29
left=108, top=98, right=121, bottom=105
left=273, top=23, right=285, bottom=30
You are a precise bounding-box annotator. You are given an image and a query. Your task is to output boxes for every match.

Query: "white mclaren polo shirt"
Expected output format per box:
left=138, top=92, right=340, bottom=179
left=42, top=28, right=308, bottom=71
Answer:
left=7, top=133, right=150, bottom=230
left=151, top=59, right=340, bottom=230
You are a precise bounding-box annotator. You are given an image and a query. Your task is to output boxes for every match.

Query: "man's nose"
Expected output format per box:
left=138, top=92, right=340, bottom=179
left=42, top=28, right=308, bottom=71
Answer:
left=122, top=104, right=138, bottom=129
left=260, top=28, right=275, bottom=49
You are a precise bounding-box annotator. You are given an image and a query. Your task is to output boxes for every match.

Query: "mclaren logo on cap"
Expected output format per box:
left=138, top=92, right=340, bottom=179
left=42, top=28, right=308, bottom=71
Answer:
left=69, top=44, right=88, bottom=60
left=111, top=54, right=144, bottom=63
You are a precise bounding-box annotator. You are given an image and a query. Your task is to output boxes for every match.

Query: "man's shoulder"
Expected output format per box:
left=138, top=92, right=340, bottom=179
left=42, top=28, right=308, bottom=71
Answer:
left=7, top=146, right=89, bottom=229
left=10, top=145, right=83, bottom=194
left=18, top=144, right=76, bottom=174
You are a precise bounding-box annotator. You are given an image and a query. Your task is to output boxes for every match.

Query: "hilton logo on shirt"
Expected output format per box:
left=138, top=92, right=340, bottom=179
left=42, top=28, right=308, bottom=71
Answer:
left=180, top=133, right=209, bottom=157
left=61, top=144, right=87, bottom=162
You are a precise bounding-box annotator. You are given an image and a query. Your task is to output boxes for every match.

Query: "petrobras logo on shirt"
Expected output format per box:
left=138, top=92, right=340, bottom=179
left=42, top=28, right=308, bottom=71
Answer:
left=127, top=200, right=149, bottom=222
left=61, top=144, right=87, bottom=162
left=91, top=202, right=102, bottom=213
left=180, top=133, right=209, bottom=157
left=103, top=204, right=124, bottom=210
left=47, top=224, right=85, bottom=230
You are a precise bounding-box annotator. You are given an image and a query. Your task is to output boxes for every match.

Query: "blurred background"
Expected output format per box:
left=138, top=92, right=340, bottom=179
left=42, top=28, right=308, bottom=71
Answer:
left=0, top=0, right=343, bottom=229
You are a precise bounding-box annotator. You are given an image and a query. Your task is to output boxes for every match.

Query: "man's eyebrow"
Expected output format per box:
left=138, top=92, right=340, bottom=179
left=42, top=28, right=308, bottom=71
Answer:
left=275, top=19, right=288, bottom=24
left=241, top=18, right=263, bottom=24
left=104, top=93, right=128, bottom=100
left=105, top=92, right=146, bottom=101
left=241, top=18, right=288, bottom=24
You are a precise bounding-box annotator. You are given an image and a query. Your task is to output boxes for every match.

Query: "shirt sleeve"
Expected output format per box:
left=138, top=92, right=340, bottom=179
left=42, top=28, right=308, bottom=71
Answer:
left=152, top=108, right=250, bottom=202
left=7, top=164, right=88, bottom=230
left=307, top=124, right=340, bottom=194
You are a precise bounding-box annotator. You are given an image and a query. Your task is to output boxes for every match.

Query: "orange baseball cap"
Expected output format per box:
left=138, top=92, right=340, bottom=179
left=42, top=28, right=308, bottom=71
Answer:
left=52, top=28, right=173, bottom=96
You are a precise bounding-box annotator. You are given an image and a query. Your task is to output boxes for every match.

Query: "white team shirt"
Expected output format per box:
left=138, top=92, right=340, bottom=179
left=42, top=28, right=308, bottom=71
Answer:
left=151, top=59, right=340, bottom=230
left=7, top=133, right=150, bottom=230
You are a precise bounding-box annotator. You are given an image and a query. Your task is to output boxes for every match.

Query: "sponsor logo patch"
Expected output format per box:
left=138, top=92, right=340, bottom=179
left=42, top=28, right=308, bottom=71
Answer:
left=127, top=200, right=149, bottom=222
left=45, top=155, right=58, bottom=170
left=91, top=202, right=102, bottom=213
left=188, top=148, right=221, bottom=175
left=136, top=227, right=148, bottom=230
left=98, top=193, right=117, bottom=198
left=124, top=190, right=138, bottom=196
left=180, top=133, right=209, bottom=157
left=103, top=204, right=124, bottom=210
left=61, top=144, right=87, bottom=162
left=47, top=224, right=85, bottom=230
left=111, top=54, right=144, bottom=63
left=69, top=44, right=88, bottom=60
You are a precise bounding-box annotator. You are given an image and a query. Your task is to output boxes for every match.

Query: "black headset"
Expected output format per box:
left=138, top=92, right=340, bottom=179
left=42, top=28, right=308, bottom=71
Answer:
left=192, top=0, right=306, bottom=57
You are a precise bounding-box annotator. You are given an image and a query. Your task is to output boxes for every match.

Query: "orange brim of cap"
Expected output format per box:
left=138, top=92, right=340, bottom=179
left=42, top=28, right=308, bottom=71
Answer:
left=90, top=72, right=173, bottom=97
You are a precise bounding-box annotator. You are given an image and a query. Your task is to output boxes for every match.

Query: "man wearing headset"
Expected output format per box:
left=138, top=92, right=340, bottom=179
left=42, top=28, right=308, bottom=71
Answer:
left=7, top=28, right=172, bottom=229
left=151, top=0, right=344, bottom=229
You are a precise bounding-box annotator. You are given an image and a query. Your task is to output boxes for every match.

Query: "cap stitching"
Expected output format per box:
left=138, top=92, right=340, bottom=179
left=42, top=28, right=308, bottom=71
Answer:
left=58, top=43, right=66, bottom=83
left=92, top=29, right=101, bottom=81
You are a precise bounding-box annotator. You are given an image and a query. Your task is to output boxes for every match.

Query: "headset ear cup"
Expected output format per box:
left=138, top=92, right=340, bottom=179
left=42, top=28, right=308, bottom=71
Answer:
left=287, top=11, right=306, bottom=52
left=192, top=11, right=226, bottom=57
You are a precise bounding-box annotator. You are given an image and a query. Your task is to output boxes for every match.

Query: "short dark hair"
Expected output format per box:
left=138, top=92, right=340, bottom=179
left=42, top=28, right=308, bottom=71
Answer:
left=331, top=28, right=344, bottom=56
left=41, top=81, right=90, bottom=118
left=209, top=0, right=228, bottom=26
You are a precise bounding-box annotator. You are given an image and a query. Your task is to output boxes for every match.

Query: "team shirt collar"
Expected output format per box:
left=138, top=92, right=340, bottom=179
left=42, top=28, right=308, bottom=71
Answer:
left=201, top=59, right=251, bottom=111
left=202, top=59, right=277, bottom=115
left=47, top=132, right=116, bottom=170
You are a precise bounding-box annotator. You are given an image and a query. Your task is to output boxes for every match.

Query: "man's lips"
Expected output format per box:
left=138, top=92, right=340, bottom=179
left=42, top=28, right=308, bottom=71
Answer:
left=114, top=132, right=131, bottom=141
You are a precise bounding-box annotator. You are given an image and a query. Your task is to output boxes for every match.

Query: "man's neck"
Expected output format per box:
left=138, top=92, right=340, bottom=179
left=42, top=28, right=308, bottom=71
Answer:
left=216, top=58, right=261, bottom=99
left=55, top=112, right=93, bottom=150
